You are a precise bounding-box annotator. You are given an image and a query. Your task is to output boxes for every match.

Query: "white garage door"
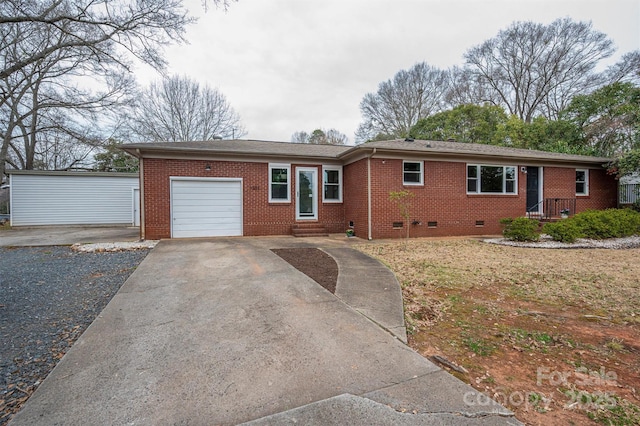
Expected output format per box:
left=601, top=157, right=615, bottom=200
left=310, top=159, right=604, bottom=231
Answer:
left=171, top=178, right=243, bottom=238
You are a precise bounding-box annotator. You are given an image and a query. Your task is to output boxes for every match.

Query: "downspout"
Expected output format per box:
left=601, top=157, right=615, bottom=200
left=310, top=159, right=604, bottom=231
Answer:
left=367, top=148, right=376, bottom=240
left=138, top=150, right=145, bottom=241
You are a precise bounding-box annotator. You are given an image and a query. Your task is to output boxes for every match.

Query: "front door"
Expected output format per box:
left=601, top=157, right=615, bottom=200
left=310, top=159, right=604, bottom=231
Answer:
left=526, top=166, right=541, bottom=213
left=296, top=167, right=317, bottom=220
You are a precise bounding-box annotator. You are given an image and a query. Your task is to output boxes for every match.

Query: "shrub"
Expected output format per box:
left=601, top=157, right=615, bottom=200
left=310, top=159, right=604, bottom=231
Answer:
left=572, top=209, right=640, bottom=239
left=501, top=217, right=540, bottom=242
left=543, top=209, right=640, bottom=243
left=543, top=220, right=583, bottom=243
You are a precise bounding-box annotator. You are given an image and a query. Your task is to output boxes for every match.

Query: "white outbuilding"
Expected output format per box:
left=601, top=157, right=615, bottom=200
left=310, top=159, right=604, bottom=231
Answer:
left=9, top=170, right=140, bottom=226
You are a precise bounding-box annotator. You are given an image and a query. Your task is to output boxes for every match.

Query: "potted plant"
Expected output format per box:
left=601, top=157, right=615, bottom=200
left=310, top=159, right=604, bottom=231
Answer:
left=560, top=208, right=570, bottom=219
left=345, top=229, right=355, bottom=237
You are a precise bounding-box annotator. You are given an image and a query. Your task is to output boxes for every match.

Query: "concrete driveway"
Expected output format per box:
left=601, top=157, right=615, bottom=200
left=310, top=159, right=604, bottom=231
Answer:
left=10, top=238, right=519, bottom=425
left=0, top=226, right=140, bottom=247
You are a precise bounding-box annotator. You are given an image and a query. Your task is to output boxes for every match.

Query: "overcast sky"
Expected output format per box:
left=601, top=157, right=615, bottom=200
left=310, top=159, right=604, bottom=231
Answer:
left=136, top=0, right=640, bottom=144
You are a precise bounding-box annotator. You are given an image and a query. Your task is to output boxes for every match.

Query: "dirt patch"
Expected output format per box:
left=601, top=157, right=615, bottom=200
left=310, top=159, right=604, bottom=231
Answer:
left=271, top=248, right=338, bottom=294
left=357, top=239, right=640, bottom=426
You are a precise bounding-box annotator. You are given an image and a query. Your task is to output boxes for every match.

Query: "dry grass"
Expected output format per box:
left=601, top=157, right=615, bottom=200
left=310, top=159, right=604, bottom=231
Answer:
left=359, top=239, right=640, bottom=325
left=357, top=239, right=640, bottom=426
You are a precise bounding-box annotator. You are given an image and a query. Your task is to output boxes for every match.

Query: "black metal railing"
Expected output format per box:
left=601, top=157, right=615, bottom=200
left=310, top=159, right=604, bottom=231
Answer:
left=544, top=198, right=576, bottom=218
left=527, top=198, right=576, bottom=220
left=526, top=199, right=545, bottom=219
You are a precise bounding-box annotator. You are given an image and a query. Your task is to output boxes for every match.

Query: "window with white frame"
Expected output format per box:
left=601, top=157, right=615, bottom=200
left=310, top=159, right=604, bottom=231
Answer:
left=467, top=164, right=517, bottom=194
left=269, top=163, right=290, bottom=202
left=322, top=165, right=342, bottom=202
left=403, top=161, right=423, bottom=185
left=576, top=169, right=589, bottom=195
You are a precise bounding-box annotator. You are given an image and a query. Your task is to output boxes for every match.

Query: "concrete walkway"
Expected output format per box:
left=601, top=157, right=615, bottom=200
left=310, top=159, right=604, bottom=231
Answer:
left=327, top=247, right=407, bottom=343
left=10, top=237, right=520, bottom=425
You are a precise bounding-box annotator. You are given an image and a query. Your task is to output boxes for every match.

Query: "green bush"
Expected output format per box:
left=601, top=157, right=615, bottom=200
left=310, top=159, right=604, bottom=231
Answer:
left=543, top=209, right=640, bottom=243
left=572, top=209, right=640, bottom=239
left=501, top=217, right=540, bottom=242
left=543, top=220, right=583, bottom=243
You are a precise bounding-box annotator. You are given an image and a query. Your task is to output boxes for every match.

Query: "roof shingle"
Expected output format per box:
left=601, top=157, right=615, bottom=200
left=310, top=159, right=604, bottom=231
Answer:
left=121, top=139, right=350, bottom=158
left=121, top=138, right=610, bottom=164
left=358, top=139, right=610, bottom=163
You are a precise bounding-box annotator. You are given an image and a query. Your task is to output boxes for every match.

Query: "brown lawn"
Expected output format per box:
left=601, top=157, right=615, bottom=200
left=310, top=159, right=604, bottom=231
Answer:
left=357, top=238, right=640, bottom=426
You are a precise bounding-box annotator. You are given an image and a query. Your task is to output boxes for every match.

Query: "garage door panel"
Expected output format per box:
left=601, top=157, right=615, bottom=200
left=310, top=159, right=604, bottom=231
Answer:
left=172, top=222, right=240, bottom=232
left=174, top=190, right=240, bottom=199
left=171, top=179, right=242, bottom=238
left=172, top=228, right=236, bottom=238
left=172, top=199, right=240, bottom=206
left=173, top=202, right=240, bottom=210
left=174, top=200, right=241, bottom=214
left=173, top=216, right=241, bottom=226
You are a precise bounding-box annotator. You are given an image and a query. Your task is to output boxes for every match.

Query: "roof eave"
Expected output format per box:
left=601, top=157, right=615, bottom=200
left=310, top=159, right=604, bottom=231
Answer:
left=346, top=145, right=609, bottom=165
left=121, top=142, right=611, bottom=166
left=8, top=170, right=139, bottom=177
left=122, top=145, right=344, bottom=162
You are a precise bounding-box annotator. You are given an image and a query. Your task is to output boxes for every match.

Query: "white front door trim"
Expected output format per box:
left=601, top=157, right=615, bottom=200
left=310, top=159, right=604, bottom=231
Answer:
left=295, top=167, right=318, bottom=221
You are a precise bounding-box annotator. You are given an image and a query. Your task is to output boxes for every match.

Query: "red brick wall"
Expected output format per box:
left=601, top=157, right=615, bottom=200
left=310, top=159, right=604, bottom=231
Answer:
left=543, top=167, right=575, bottom=200
left=358, top=160, right=618, bottom=239
left=543, top=167, right=617, bottom=213
left=363, top=159, right=525, bottom=238
left=142, top=159, right=344, bottom=239
left=143, top=157, right=618, bottom=240
left=343, top=159, right=369, bottom=238
left=577, top=168, right=618, bottom=211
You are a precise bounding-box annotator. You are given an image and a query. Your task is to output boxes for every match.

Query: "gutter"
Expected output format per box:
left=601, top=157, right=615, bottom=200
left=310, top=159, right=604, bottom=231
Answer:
left=367, top=148, right=376, bottom=240
left=120, top=145, right=348, bottom=162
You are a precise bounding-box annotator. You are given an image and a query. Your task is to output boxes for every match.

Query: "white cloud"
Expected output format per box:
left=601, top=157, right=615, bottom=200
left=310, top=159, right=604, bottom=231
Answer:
left=134, top=0, right=640, bottom=143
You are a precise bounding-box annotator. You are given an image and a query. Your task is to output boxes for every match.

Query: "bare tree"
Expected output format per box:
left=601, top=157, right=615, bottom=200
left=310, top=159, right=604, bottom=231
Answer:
left=130, top=75, right=245, bottom=142
left=324, top=128, right=349, bottom=145
left=0, top=0, right=225, bottom=177
left=0, top=7, right=137, bottom=176
left=445, top=66, right=497, bottom=109
left=0, top=0, right=198, bottom=80
left=464, top=18, right=615, bottom=123
left=356, top=62, right=448, bottom=142
left=290, top=128, right=348, bottom=145
left=291, top=131, right=310, bottom=143
left=604, top=50, right=640, bottom=85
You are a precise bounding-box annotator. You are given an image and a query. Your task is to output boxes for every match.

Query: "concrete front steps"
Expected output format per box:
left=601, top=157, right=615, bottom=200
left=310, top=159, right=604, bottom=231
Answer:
left=527, top=214, right=568, bottom=226
left=291, top=223, right=329, bottom=237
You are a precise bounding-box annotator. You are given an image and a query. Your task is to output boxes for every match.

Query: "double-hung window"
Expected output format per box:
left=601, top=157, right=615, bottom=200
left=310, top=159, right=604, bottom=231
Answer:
left=322, top=165, right=342, bottom=202
left=403, top=161, right=423, bottom=185
left=576, top=169, right=589, bottom=195
left=269, top=163, right=290, bottom=202
left=467, top=165, right=517, bottom=194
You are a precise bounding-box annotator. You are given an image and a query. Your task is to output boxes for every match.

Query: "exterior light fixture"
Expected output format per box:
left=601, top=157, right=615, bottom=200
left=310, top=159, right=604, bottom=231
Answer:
left=205, top=164, right=211, bottom=171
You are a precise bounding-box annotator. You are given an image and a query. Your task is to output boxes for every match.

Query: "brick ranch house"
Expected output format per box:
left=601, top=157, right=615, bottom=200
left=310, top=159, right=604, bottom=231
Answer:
left=121, top=139, right=618, bottom=240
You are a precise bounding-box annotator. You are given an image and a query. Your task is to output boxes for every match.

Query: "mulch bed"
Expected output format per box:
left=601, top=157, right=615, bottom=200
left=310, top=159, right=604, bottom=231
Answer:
left=271, top=248, right=338, bottom=294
